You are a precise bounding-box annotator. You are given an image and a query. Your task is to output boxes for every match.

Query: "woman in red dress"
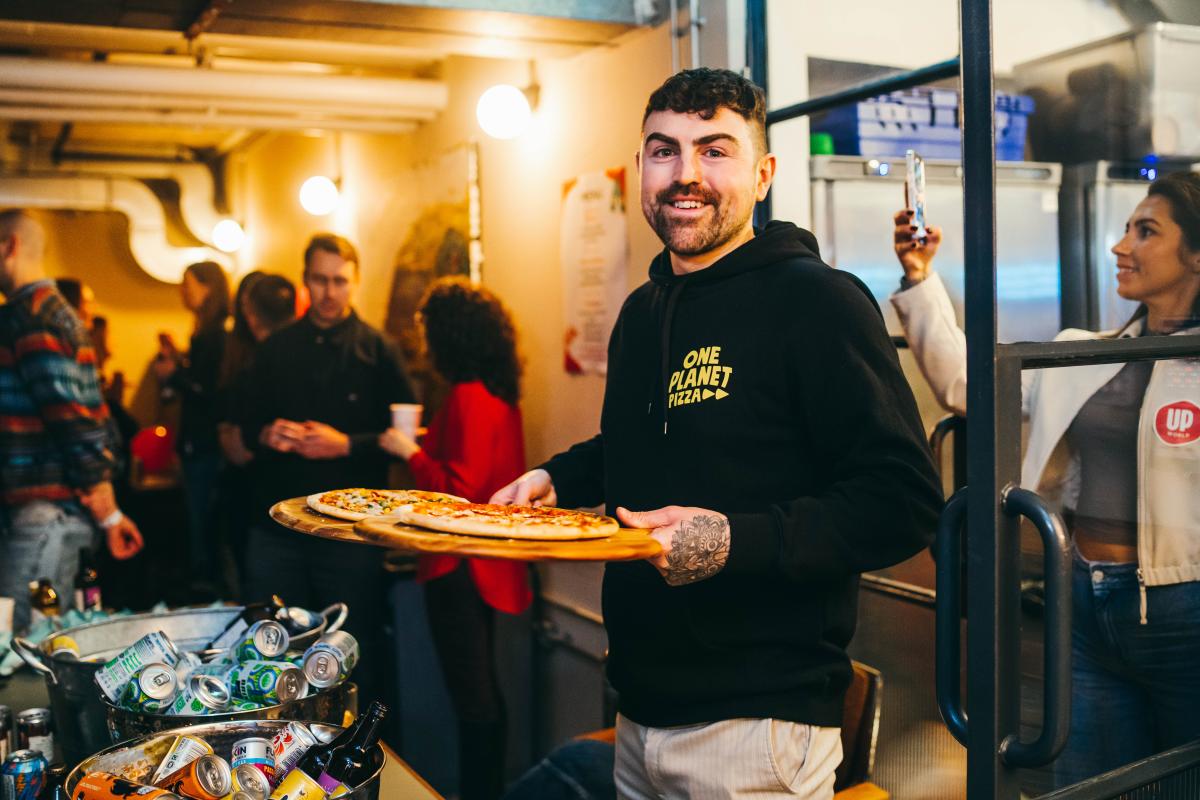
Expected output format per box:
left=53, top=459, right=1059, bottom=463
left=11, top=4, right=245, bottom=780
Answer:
left=379, top=277, right=531, bottom=800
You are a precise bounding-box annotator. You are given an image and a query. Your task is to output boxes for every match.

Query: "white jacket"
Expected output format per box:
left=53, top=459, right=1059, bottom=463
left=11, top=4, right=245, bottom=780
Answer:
left=891, top=272, right=1200, bottom=605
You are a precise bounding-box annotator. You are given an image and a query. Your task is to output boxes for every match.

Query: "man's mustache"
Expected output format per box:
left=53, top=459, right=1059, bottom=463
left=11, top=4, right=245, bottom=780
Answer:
left=655, top=183, right=718, bottom=206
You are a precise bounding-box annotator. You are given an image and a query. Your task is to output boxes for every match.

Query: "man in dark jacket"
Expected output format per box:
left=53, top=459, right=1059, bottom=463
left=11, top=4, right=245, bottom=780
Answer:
left=492, top=69, right=942, bottom=798
left=239, top=233, right=416, bottom=725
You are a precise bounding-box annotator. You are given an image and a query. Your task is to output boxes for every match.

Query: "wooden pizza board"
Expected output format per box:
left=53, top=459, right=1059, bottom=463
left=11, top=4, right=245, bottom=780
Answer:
left=353, top=515, right=661, bottom=562
left=270, top=496, right=661, bottom=562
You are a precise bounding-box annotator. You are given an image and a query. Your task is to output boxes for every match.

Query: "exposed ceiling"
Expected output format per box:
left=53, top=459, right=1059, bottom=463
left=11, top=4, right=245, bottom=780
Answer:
left=0, top=0, right=656, bottom=157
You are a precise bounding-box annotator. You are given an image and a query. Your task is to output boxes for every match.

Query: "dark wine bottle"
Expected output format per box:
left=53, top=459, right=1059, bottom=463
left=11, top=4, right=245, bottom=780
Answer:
left=205, top=595, right=285, bottom=649
left=73, top=548, right=102, bottom=612
left=316, top=701, right=388, bottom=795
left=290, top=716, right=360, bottom=781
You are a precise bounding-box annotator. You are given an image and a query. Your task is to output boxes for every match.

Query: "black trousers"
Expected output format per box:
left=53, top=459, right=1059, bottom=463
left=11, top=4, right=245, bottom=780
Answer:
left=424, top=563, right=507, bottom=800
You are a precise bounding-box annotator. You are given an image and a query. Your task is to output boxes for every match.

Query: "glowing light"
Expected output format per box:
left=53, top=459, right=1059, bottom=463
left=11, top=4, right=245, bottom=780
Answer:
left=300, top=175, right=340, bottom=215
left=476, top=84, right=532, bottom=140
left=154, top=426, right=167, bottom=437
left=211, top=219, right=245, bottom=252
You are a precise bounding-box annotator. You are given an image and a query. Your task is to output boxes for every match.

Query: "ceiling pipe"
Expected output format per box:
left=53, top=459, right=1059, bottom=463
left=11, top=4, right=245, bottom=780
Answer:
left=0, top=20, right=439, bottom=69
left=0, top=56, right=447, bottom=111
left=0, top=174, right=232, bottom=283
left=55, top=161, right=226, bottom=249
left=0, top=88, right=437, bottom=122
left=0, top=107, right=419, bottom=135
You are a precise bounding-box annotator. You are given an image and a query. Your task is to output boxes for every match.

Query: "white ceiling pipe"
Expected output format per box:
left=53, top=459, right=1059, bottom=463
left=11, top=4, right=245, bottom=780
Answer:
left=0, top=56, right=447, bottom=111
left=0, top=174, right=231, bottom=283
left=0, top=88, right=438, bottom=121
left=0, top=107, right=419, bottom=135
left=55, top=161, right=225, bottom=250
left=0, top=20, right=440, bottom=70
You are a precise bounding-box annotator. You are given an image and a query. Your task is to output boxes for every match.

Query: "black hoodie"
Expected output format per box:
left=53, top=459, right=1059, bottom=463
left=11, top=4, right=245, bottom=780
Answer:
left=541, top=221, right=943, bottom=728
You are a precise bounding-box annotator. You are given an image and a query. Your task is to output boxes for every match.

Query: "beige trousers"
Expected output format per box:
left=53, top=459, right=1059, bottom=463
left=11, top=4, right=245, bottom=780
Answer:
left=614, top=714, right=843, bottom=799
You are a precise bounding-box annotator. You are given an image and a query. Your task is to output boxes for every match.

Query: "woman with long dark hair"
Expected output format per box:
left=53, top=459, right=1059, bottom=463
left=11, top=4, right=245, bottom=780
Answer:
left=890, top=171, right=1200, bottom=786
left=154, top=260, right=230, bottom=595
left=379, top=277, right=530, bottom=800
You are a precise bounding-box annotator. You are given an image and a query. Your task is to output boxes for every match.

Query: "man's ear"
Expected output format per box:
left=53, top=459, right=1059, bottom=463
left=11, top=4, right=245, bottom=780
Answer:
left=755, top=153, right=777, bottom=202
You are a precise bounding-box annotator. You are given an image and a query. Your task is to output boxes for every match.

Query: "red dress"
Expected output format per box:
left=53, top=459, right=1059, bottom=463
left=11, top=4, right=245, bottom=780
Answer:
left=407, top=380, right=532, bottom=614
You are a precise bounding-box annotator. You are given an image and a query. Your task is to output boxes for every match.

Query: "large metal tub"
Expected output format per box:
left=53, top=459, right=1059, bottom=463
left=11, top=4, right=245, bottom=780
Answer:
left=106, top=682, right=358, bottom=743
left=10, top=604, right=346, bottom=765
left=67, top=719, right=383, bottom=800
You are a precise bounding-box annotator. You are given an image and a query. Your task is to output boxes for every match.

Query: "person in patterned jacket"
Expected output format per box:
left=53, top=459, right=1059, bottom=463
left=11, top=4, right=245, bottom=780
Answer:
left=0, top=209, right=142, bottom=630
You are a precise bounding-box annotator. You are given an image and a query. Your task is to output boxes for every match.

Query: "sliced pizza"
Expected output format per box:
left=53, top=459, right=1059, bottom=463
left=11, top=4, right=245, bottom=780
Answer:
left=394, top=501, right=619, bottom=541
left=307, top=488, right=468, bottom=521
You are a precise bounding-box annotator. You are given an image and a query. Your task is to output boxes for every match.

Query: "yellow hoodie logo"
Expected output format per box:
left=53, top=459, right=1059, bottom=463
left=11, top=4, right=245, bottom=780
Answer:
left=668, top=346, right=732, bottom=408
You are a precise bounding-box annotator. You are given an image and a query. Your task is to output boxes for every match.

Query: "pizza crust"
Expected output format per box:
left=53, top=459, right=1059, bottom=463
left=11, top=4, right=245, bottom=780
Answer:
left=307, top=489, right=468, bottom=522
left=395, top=502, right=618, bottom=541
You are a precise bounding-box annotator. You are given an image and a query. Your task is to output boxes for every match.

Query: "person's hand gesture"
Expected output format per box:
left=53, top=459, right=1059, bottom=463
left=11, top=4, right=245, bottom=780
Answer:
left=893, top=208, right=942, bottom=284
left=489, top=469, right=557, bottom=507
left=617, top=506, right=729, bottom=586
left=105, top=515, right=144, bottom=560
left=378, top=427, right=420, bottom=460
left=294, top=421, right=351, bottom=459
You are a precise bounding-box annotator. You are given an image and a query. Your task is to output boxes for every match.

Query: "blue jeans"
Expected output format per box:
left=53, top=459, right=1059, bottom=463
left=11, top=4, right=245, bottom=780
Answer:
left=0, top=501, right=96, bottom=632
left=502, top=739, right=616, bottom=800
left=1053, top=549, right=1200, bottom=788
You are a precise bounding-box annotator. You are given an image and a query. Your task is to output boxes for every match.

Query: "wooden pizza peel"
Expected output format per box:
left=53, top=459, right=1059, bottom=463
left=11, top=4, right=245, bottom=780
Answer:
left=269, top=496, right=661, bottom=562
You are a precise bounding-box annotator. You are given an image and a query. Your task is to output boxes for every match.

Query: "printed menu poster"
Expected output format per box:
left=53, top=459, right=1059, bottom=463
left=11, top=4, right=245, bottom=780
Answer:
left=561, top=168, right=629, bottom=375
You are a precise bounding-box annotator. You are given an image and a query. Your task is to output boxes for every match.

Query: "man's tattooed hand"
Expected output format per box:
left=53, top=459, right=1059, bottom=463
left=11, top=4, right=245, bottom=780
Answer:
left=663, top=514, right=730, bottom=585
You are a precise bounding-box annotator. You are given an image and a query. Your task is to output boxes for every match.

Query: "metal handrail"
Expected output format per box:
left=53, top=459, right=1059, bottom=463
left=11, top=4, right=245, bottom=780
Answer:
left=934, top=488, right=969, bottom=747
left=998, top=487, right=1072, bottom=768
left=1002, top=334, right=1200, bottom=369
left=766, top=58, right=961, bottom=126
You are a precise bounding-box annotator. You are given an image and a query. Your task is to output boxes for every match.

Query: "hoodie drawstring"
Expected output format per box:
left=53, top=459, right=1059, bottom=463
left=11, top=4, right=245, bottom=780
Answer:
left=659, top=281, right=685, bottom=436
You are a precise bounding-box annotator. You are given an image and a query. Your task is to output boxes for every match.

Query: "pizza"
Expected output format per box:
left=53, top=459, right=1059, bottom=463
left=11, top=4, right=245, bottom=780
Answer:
left=394, top=501, right=619, bottom=541
left=307, top=488, right=468, bottom=521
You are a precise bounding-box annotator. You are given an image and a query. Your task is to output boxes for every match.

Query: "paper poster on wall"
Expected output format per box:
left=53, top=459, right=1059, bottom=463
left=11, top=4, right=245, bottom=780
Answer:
left=561, top=168, right=629, bottom=375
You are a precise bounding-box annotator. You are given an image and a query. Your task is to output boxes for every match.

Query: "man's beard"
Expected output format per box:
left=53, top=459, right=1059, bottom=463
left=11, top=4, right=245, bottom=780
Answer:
left=646, top=183, right=749, bottom=257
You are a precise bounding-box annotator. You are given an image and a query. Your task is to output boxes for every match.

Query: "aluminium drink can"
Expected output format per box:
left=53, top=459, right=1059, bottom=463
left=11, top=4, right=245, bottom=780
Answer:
left=120, top=663, right=179, bottom=712
left=167, top=675, right=231, bottom=716
left=73, top=772, right=182, bottom=800
left=150, top=735, right=214, bottom=785
left=300, top=631, right=359, bottom=689
left=224, top=793, right=256, bottom=800
left=230, top=739, right=274, bottom=785
left=95, top=632, right=180, bottom=702
left=234, top=621, right=289, bottom=661
left=1, top=749, right=46, bottom=800
left=155, top=754, right=231, bottom=800
left=229, top=763, right=270, bottom=800
left=0, top=706, right=11, bottom=762
left=14, top=709, right=52, bottom=762
left=265, top=766, right=322, bottom=800
left=267, top=723, right=316, bottom=788
left=229, top=663, right=306, bottom=705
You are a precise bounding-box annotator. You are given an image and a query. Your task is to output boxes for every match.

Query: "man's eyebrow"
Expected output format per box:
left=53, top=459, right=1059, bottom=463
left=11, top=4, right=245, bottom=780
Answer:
left=1130, top=215, right=1160, bottom=228
left=644, top=132, right=680, bottom=149
left=695, top=133, right=739, bottom=148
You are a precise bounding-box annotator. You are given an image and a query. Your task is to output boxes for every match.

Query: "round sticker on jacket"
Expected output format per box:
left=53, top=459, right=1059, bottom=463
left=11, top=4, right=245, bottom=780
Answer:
left=1155, top=400, right=1200, bottom=446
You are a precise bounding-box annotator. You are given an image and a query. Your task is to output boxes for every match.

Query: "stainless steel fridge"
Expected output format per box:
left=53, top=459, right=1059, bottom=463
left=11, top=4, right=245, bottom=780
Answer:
left=1059, top=160, right=1200, bottom=332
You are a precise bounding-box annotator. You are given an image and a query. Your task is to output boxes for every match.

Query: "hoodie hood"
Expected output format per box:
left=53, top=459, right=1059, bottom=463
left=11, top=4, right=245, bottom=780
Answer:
left=647, top=220, right=823, bottom=287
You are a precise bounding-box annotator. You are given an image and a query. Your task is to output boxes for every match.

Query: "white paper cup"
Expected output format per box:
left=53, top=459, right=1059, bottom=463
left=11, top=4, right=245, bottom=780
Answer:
left=390, top=403, right=423, bottom=439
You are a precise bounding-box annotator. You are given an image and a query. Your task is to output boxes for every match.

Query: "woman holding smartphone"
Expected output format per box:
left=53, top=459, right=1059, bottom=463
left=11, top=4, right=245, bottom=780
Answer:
left=890, top=171, right=1200, bottom=786
left=378, top=277, right=531, bottom=800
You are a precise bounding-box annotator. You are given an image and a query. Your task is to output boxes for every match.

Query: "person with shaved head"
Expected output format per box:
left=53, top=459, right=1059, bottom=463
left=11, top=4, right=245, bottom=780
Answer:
left=0, top=209, right=143, bottom=630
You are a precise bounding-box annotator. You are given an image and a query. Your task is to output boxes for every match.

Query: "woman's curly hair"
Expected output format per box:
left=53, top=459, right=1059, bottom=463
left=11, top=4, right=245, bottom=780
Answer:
left=419, top=277, right=522, bottom=405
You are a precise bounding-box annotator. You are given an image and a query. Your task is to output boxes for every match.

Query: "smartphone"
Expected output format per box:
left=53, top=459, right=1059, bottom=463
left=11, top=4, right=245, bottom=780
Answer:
left=905, top=149, right=928, bottom=242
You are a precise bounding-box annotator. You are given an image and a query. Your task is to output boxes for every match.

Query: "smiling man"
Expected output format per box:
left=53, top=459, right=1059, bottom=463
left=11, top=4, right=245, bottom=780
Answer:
left=493, top=69, right=942, bottom=798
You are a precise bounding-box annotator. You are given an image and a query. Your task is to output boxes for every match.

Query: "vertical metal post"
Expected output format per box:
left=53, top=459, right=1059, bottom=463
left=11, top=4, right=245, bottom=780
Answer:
left=960, top=0, right=1023, bottom=797
left=746, top=0, right=771, bottom=226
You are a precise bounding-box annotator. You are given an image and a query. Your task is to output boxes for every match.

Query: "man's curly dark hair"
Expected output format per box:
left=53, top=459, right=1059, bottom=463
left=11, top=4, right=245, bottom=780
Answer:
left=643, top=68, right=768, bottom=156
left=419, top=277, right=522, bottom=405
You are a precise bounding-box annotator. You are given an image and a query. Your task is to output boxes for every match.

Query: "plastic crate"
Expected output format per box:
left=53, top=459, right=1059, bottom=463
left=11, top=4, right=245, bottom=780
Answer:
left=812, top=88, right=1034, bottom=161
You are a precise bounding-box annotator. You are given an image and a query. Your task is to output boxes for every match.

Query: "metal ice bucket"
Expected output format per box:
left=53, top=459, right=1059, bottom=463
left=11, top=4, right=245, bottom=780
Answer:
left=9, top=604, right=347, bottom=765
left=106, top=682, right=358, bottom=743
left=67, top=719, right=384, bottom=800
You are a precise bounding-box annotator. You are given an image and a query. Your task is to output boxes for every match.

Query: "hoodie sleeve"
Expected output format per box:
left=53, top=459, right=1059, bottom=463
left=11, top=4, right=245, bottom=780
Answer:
left=540, top=434, right=606, bottom=510
left=723, top=271, right=943, bottom=581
